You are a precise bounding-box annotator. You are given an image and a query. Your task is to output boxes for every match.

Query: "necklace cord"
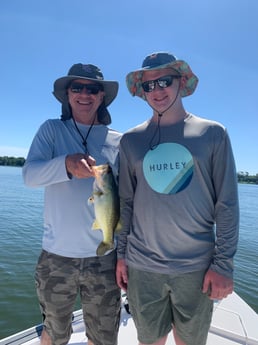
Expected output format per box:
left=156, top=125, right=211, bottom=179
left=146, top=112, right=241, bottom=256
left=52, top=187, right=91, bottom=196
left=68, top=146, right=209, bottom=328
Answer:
left=71, top=114, right=97, bottom=155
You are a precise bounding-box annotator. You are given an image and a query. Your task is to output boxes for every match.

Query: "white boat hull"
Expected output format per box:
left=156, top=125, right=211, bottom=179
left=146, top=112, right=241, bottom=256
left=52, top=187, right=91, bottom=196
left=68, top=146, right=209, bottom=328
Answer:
left=1, top=292, right=258, bottom=345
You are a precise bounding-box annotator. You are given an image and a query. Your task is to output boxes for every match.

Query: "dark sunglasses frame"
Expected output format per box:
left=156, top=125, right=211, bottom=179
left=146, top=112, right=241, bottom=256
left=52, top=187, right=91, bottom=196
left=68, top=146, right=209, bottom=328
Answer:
left=69, top=82, right=104, bottom=95
left=141, top=75, right=181, bottom=93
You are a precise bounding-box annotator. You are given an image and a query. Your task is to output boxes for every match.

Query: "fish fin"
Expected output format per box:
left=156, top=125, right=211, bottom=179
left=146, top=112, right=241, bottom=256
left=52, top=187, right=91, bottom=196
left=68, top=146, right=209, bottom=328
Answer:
left=96, top=242, right=114, bottom=256
left=114, top=220, right=122, bottom=234
left=92, top=220, right=101, bottom=230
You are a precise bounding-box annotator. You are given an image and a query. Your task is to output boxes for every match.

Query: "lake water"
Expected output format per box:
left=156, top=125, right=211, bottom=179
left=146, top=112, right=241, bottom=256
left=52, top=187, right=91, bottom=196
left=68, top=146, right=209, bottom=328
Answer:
left=0, top=166, right=257, bottom=339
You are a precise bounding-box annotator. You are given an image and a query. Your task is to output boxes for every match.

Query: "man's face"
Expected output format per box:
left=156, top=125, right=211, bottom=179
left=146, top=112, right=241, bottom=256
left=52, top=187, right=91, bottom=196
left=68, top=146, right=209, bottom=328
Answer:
left=67, top=79, right=104, bottom=124
left=142, top=68, right=181, bottom=113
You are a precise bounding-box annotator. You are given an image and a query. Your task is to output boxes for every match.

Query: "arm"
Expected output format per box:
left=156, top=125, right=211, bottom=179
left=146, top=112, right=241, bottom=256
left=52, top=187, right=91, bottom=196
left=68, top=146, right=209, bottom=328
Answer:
left=116, top=138, right=135, bottom=289
left=204, top=129, right=239, bottom=299
left=23, top=120, right=95, bottom=187
left=116, top=258, right=128, bottom=291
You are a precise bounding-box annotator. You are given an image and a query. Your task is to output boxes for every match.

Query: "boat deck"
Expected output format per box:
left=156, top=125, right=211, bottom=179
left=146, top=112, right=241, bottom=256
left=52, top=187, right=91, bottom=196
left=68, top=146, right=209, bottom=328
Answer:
left=1, top=292, right=258, bottom=345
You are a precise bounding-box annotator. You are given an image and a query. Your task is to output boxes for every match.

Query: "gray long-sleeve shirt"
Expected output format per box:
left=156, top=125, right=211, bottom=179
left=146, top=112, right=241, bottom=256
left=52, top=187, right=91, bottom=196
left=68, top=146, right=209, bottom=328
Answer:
left=117, top=113, right=239, bottom=278
left=23, top=118, right=121, bottom=258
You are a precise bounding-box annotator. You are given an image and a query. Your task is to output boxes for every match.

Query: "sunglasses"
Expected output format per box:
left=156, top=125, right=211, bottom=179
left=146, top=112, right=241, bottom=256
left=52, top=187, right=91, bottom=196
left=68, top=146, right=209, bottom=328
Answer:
left=141, top=75, right=181, bottom=93
left=69, top=82, right=103, bottom=95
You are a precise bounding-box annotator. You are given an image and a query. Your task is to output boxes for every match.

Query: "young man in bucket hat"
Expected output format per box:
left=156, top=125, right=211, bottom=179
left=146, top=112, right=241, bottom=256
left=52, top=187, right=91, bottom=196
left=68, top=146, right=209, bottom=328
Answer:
left=23, top=63, right=122, bottom=345
left=116, top=52, right=239, bottom=345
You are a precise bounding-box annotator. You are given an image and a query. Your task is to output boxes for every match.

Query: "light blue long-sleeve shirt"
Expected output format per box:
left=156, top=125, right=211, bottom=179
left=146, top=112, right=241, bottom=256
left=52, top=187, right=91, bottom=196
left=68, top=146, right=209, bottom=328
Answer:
left=23, top=118, right=121, bottom=258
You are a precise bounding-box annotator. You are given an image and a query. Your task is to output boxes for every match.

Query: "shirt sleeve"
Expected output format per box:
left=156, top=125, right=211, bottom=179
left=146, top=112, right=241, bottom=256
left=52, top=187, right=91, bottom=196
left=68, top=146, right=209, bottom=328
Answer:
left=210, top=129, right=239, bottom=278
left=22, top=120, right=70, bottom=187
left=117, top=136, right=136, bottom=259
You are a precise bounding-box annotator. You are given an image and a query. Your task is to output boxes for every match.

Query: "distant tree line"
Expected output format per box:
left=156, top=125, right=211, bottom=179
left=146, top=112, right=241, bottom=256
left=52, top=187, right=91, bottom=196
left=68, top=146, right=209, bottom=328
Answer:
left=237, top=172, right=258, bottom=185
left=0, top=156, right=258, bottom=184
left=0, top=156, right=25, bottom=167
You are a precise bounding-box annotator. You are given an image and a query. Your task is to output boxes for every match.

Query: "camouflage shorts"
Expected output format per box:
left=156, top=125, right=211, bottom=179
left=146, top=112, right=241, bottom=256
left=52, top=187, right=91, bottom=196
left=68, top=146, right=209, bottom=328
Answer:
left=35, top=250, right=121, bottom=345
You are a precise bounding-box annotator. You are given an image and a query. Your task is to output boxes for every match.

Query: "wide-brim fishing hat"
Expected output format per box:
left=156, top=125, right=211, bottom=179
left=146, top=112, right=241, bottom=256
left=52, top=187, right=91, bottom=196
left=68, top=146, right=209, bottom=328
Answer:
left=126, top=52, right=198, bottom=100
left=53, top=63, right=119, bottom=125
left=53, top=63, right=118, bottom=106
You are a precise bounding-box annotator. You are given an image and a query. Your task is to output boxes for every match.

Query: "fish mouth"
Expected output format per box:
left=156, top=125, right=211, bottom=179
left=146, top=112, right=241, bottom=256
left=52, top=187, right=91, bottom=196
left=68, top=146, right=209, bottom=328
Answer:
left=92, top=164, right=111, bottom=191
left=92, top=164, right=110, bottom=177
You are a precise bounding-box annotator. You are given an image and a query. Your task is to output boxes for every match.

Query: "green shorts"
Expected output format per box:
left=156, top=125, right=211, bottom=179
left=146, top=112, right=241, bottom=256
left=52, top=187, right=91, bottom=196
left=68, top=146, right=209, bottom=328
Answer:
left=35, top=250, right=121, bottom=345
left=127, top=267, right=213, bottom=345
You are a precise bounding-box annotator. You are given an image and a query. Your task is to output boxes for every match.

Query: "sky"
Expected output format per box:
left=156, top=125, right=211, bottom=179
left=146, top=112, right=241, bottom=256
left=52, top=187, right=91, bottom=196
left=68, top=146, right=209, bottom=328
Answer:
left=0, top=0, right=257, bottom=174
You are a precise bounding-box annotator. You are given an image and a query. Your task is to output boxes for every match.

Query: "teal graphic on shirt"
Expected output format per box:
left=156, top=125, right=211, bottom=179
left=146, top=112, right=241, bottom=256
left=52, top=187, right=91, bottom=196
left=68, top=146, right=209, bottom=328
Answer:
left=143, top=143, right=194, bottom=194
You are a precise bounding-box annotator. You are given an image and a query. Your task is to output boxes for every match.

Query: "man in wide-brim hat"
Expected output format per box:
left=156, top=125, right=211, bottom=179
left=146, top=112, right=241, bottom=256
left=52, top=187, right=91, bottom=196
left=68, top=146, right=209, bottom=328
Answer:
left=23, top=62, right=122, bottom=345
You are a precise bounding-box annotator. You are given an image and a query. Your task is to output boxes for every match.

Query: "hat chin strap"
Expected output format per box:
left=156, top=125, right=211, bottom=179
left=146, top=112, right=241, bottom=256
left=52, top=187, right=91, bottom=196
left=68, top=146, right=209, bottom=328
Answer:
left=151, top=81, right=181, bottom=118
left=148, top=83, right=181, bottom=150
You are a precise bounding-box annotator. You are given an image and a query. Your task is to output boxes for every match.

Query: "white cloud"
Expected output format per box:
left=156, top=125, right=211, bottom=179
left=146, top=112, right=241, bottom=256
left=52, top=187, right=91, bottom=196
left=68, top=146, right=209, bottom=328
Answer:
left=0, top=146, right=28, bottom=157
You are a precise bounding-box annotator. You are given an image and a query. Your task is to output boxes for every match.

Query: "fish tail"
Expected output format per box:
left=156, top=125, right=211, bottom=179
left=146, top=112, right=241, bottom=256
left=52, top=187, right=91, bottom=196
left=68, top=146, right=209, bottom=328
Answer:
left=96, top=242, right=114, bottom=256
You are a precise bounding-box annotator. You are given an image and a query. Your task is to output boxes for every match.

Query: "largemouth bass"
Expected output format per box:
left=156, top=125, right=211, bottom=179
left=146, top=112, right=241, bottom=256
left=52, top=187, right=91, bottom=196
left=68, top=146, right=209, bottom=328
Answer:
left=88, top=164, right=121, bottom=256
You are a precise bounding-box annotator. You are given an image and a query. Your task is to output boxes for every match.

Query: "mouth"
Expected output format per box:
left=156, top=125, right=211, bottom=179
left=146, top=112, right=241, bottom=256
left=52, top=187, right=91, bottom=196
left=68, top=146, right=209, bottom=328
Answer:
left=154, top=94, right=168, bottom=102
left=77, top=100, right=91, bottom=105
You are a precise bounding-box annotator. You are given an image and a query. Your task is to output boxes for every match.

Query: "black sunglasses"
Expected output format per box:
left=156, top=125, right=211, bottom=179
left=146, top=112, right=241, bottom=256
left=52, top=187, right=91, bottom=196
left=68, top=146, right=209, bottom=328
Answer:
left=69, top=82, right=103, bottom=95
left=141, top=75, right=181, bottom=93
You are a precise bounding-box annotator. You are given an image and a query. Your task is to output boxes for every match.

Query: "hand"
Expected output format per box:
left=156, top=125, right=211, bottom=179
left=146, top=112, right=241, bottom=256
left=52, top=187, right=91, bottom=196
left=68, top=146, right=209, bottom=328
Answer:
left=116, top=259, right=128, bottom=291
left=202, top=269, right=233, bottom=300
left=65, top=154, right=96, bottom=179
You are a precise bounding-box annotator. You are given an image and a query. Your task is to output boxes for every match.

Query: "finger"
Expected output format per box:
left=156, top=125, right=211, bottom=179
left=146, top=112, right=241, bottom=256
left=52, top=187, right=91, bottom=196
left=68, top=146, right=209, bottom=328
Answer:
left=79, top=159, right=95, bottom=176
left=117, top=277, right=127, bottom=291
left=202, top=278, right=210, bottom=294
left=86, top=155, right=96, bottom=166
